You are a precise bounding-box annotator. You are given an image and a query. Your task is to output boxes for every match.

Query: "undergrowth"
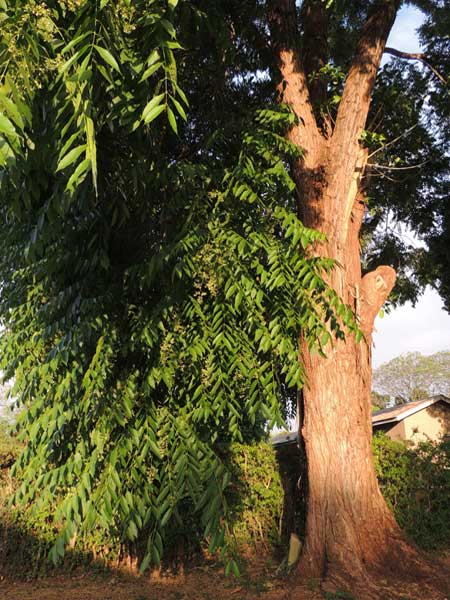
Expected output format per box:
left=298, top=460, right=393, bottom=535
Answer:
left=373, top=433, right=450, bottom=549
left=1, top=424, right=449, bottom=576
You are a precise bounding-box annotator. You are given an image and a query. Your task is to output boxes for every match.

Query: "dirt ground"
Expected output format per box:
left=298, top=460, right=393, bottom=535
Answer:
left=0, top=573, right=284, bottom=600
left=0, top=562, right=293, bottom=600
left=1, top=559, right=450, bottom=600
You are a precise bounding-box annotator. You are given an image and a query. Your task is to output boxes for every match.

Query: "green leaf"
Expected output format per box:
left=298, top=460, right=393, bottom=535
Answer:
left=171, top=96, right=187, bottom=121
left=167, top=106, right=178, bottom=134
left=142, top=93, right=165, bottom=123
left=94, top=45, right=121, bottom=74
left=66, top=158, right=91, bottom=192
left=160, top=19, right=176, bottom=39
left=56, top=144, right=86, bottom=172
left=61, top=32, right=91, bottom=55
left=139, top=552, right=152, bottom=573
left=84, top=116, right=97, bottom=193
left=0, top=93, right=24, bottom=130
left=0, top=113, right=17, bottom=138
left=59, top=44, right=90, bottom=76
left=140, top=61, right=163, bottom=82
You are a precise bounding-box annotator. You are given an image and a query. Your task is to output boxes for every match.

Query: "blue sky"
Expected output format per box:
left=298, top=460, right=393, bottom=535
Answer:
left=386, top=4, right=425, bottom=53
left=372, top=6, right=450, bottom=367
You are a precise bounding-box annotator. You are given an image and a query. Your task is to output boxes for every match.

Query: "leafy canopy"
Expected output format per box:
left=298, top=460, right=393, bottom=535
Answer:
left=0, top=0, right=357, bottom=568
left=373, top=351, right=450, bottom=403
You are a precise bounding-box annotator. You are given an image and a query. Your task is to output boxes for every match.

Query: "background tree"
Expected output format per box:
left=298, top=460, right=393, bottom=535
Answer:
left=371, top=390, right=390, bottom=411
left=373, top=351, right=450, bottom=403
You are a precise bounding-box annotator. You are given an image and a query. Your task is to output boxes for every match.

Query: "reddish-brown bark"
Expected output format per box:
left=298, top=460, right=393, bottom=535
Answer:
left=266, top=0, right=428, bottom=587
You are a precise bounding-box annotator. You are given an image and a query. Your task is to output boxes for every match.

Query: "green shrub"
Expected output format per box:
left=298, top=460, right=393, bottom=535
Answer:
left=0, top=420, right=22, bottom=502
left=0, top=437, right=285, bottom=573
left=226, top=441, right=284, bottom=551
left=0, top=420, right=22, bottom=462
left=373, top=433, right=450, bottom=549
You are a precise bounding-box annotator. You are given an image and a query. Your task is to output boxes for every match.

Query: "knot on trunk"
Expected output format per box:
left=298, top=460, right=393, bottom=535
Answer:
left=359, top=266, right=396, bottom=336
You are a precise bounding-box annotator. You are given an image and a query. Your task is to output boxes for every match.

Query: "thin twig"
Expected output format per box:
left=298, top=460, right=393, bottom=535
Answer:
left=384, top=47, right=447, bottom=86
left=367, top=124, right=418, bottom=159
left=368, top=160, right=429, bottom=171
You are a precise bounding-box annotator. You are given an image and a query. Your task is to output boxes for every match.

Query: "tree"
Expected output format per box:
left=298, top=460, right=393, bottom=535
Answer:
left=373, top=351, right=450, bottom=403
left=265, top=0, right=449, bottom=586
left=0, top=0, right=356, bottom=573
left=371, top=390, right=390, bottom=411
left=0, top=0, right=448, bottom=593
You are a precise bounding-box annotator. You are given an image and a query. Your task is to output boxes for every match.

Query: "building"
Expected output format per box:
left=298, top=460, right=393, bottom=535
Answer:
left=371, top=395, right=450, bottom=443
left=271, top=395, right=450, bottom=447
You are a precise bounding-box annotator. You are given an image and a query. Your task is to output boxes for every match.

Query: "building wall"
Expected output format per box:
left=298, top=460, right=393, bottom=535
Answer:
left=374, top=420, right=406, bottom=442
left=402, top=401, right=450, bottom=443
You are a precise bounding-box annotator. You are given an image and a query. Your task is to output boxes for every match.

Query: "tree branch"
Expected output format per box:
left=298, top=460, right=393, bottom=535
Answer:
left=300, top=0, right=330, bottom=110
left=332, top=0, right=400, bottom=149
left=384, top=47, right=447, bottom=85
left=360, top=266, right=396, bottom=337
left=266, top=0, right=322, bottom=154
left=325, top=1, right=400, bottom=246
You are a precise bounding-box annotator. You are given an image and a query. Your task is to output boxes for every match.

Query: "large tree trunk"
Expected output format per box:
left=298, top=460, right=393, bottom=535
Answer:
left=298, top=231, right=398, bottom=581
left=266, top=0, right=426, bottom=587
left=295, top=152, right=400, bottom=580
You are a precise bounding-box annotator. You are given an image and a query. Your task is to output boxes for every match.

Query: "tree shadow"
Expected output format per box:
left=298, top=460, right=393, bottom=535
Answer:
left=0, top=516, right=106, bottom=579
left=274, top=440, right=305, bottom=543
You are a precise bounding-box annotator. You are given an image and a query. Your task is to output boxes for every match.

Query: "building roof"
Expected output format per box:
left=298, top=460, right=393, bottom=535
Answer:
left=371, top=394, right=450, bottom=426
left=270, top=430, right=298, bottom=446
left=270, top=395, right=450, bottom=446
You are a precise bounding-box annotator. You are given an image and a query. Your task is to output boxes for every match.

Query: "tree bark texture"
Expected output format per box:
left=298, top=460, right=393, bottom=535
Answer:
left=267, top=0, right=409, bottom=582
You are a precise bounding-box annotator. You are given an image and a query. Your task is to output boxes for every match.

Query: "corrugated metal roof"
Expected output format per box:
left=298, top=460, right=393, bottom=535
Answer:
left=270, top=430, right=298, bottom=446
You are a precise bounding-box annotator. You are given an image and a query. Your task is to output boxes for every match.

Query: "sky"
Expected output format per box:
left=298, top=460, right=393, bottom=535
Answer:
left=372, top=6, right=450, bottom=368
left=385, top=4, right=427, bottom=53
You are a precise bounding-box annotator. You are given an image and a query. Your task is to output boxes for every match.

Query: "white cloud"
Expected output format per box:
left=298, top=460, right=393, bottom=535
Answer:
left=372, top=287, right=450, bottom=368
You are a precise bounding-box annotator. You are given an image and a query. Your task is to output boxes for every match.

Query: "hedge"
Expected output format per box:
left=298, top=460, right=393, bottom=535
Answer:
left=1, top=425, right=449, bottom=576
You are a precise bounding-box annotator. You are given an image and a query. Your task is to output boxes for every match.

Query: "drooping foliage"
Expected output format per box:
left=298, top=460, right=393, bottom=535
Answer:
left=1, top=0, right=449, bottom=572
left=0, top=1, right=357, bottom=568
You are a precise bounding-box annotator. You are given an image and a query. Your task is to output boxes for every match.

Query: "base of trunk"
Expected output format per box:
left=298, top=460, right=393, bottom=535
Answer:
left=289, top=542, right=450, bottom=600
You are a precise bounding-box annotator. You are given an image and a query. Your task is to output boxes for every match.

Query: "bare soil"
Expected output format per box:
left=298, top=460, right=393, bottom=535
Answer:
left=1, top=555, right=449, bottom=600
left=0, top=558, right=293, bottom=600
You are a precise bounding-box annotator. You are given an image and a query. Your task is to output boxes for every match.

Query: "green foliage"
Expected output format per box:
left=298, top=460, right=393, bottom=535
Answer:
left=0, top=419, right=22, bottom=460
left=373, top=351, right=450, bottom=403
left=0, top=2, right=359, bottom=570
left=0, top=102, right=356, bottom=569
left=0, top=437, right=284, bottom=574
left=373, top=433, right=450, bottom=549
left=226, top=441, right=284, bottom=550
left=2, top=433, right=450, bottom=573
left=324, top=592, right=356, bottom=600
left=361, top=5, right=449, bottom=307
